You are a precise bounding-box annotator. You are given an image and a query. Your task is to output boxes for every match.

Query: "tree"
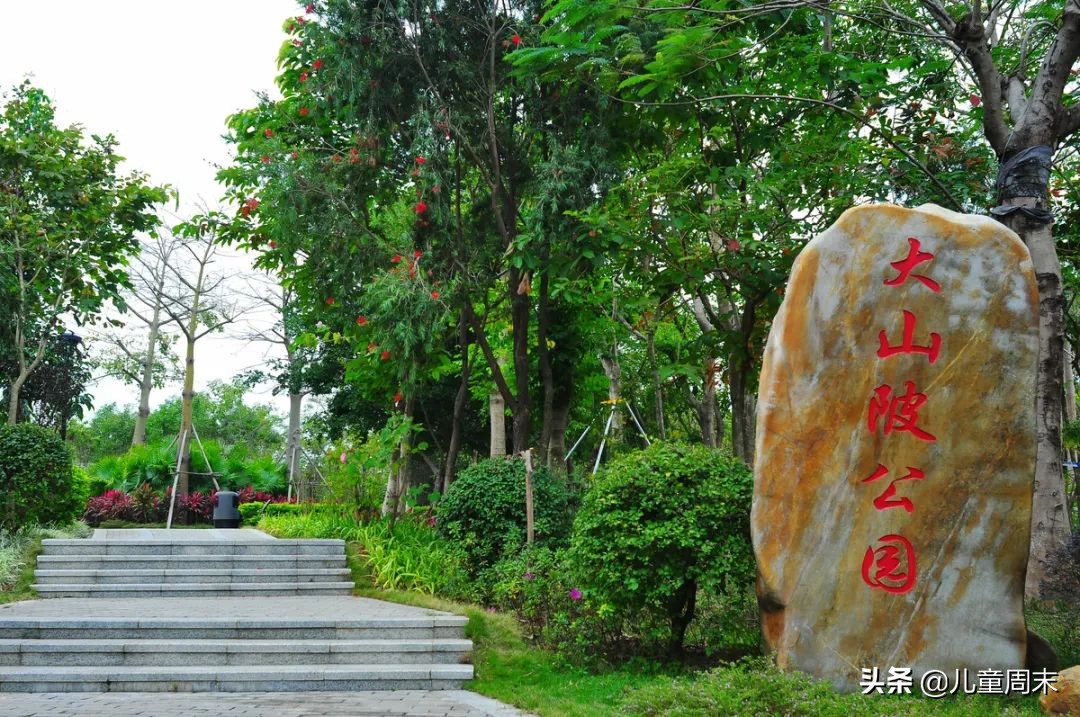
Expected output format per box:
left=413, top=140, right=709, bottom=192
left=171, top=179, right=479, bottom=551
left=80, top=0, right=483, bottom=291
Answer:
left=158, top=219, right=247, bottom=496
left=0, top=82, right=168, bottom=423
left=89, top=233, right=182, bottom=446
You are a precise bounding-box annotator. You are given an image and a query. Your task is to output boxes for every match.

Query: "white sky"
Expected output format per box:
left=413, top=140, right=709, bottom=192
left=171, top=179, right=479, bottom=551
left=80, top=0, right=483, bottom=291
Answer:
left=1, top=0, right=302, bottom=418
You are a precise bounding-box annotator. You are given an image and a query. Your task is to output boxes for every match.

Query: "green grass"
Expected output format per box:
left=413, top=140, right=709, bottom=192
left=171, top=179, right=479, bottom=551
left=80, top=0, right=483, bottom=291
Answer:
left=0, top=523, right=90, bottom=605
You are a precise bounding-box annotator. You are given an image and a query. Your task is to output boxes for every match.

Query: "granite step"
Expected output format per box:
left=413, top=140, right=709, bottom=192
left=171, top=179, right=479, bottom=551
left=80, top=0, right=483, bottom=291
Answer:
left=0, top=663, right=475, bottom=692
left=35, top=555, right=347, bottom=571
left=30, top=582, right=356, bottom=598
left=33, top=569, right=352, bottom=585
left=0, top=638, right=473, bottom=666
left=40, top=539, right=345, bottom=557
left=0, top=615, right=470, bottom=641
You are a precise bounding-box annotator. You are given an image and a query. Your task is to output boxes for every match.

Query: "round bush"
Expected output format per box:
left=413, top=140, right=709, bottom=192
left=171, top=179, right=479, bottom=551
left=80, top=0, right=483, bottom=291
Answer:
left=568, top=442, right=755, bottom=654
left=437, top=457, right=574, bottom=572
left=0, top=423, right=81, bottom=528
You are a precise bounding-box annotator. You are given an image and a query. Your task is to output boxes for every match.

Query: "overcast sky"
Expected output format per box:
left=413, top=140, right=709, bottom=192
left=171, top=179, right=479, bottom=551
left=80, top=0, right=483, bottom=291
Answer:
left=0, top=0, right=303, bottom=418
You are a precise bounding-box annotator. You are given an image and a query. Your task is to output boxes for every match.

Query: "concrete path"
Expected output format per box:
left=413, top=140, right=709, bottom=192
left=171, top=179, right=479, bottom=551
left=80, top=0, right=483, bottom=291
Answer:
left=0, top=690, right=531, bottom=716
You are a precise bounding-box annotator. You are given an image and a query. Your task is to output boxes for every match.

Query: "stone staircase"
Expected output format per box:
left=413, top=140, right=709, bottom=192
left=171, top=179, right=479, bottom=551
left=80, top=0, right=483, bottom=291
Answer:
left=0, top=530, right=474, bottom=692
left=31, top=535, right=354, bottom=597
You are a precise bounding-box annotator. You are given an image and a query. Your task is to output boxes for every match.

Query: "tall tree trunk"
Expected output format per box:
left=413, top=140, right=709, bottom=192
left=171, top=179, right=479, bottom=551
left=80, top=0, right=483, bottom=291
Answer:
left=443, top=310, right=470, bottom=492
left=600, top=355, right=624, bottom=442
left=6, top=375, right=26, bottom=425
left=382, top=396, right=414, bottom=518
left=648, top=328, right=666, bottom=440
left=178, top=332, right=196, bottom=499
left=132, top=298, right=164, bottom=446
left=693, top=358, right=718, bottom=449
left=999, top=208, right=1070, bottom=596
left=728, top=358, right=756, bottom=464
left=538, top=271, right=555, bottom=466
left=509, top=268, right=531, bottom=454
left=286, top=391, right=303, bottom=500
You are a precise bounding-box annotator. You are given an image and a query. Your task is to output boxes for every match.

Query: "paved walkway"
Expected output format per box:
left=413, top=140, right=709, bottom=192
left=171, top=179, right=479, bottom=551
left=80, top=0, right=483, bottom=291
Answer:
left=0, top=690, right=531, bottom=716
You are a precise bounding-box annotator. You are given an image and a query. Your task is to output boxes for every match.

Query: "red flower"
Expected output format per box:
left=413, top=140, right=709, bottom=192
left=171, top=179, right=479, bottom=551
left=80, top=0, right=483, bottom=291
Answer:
left=380, top=350, right=391, bottom=360
left=261, top=155, right=270, bottom=164
left=726, top=239, right=740, bottom=251
left=264, top=128, right=273, bottom=138
left=269, top=240, right=277, bottom=249
left=511, top=34, right=522, bottom=46
left=313, top=59, right=324, bottom=70
left=391, top=254, right=402, bottom=264
left=299, top=72, right=309, bottom=82
left=414, top=201, right=427, bottom=214
left=293, top=39, right=302, bottom=47
left=299, top=107, right=310, bottom=117
left=430, top=290, right=440, bottom=299
left=367, top=342, right=377, bottom=352
left=245, top=198, right=260, bottom=211
left=305, top=2, right=315, bottom=13
left=240, top=206, right=251, bottom=217
left=431, top=185, right=440, bottom=194
left=325, top=296, right=336, bottom=305
left=415, top=156, right=426, bottom=165
left=331, top=154, right=341, bottom=163
left=969, top=94, right=981, bottom=107
left=291, top=151, right=300, bottom=159
left=393, top=391, right=403, bottom=403
left=413, top=249, right=422, bottom=258
left=356, top=315, right=367, bottom=325
left=295, top=16, right=306, bottom=25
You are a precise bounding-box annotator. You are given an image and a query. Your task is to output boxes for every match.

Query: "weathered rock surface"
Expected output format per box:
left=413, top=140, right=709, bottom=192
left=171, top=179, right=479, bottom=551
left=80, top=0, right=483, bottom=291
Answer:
left=1041, top=665, right=1080, bottom=715
left=752, top=203, right=1039, bottom=691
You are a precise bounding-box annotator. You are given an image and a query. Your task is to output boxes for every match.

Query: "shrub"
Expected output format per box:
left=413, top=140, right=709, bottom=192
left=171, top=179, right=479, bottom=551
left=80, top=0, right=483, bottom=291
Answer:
left=83, top=489, right=135, bottom=526
left=567, top=442, right=755, bottom=655
left=437, top=456, right=574, bottom=572
left=239, top=500, right=329, bottom=525
left=0, top=423, right=81, bottom=528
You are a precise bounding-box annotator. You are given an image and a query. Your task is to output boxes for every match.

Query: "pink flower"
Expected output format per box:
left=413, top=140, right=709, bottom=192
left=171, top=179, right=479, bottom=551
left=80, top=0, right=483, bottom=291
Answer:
left=305, top=2, right=315, bottom=13
left=261, top=155, right=270, bottom=164
left=569, top=588, right=582, bottom=601
left=339, top=452, right=347, bottom=464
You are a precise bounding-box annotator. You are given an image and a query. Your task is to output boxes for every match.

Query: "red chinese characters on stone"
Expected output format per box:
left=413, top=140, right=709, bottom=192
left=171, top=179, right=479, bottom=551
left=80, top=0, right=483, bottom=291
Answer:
left=884, top=237, right=941, bottom=293
left=877, top=310, right=941, bottom=364
left=862, top=534, right=917, bottom=594
left=862, top=464, right=925, bottom=513
left=867, top=381, right=937, bottom=442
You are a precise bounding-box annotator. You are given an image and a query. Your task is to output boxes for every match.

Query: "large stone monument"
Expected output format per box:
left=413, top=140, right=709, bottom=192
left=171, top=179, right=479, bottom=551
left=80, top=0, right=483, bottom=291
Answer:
left=752, top=203, right=1039, bottom=691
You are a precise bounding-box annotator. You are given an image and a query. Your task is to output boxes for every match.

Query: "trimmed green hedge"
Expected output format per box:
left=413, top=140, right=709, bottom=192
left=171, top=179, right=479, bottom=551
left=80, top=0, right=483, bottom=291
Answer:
left=0, top=424, right=83, bottom=528
left=239, top=502, right=340, bottom=525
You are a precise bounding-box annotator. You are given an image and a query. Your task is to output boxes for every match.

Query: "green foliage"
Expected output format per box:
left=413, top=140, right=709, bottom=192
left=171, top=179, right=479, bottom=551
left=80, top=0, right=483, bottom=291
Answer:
left=322, top=418, right=417, bottom=511
left=257, top=510, right=470, bottom=598
left=86, top=437, right=286, bottom=494
left=0, top=522, right=90, bottom=600
left=0, top=424, right=83, bottom=528
left=238, top=501, right=338, bottom=525
left=67, top=404, right=136, bottom=465
left=621, top=657, right=1040, bottom=717
left=568, top=442, right=755, bottom=654
left=0, top=82, right=169, bottom=413
left=437, top=457, right=575, bottom=572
